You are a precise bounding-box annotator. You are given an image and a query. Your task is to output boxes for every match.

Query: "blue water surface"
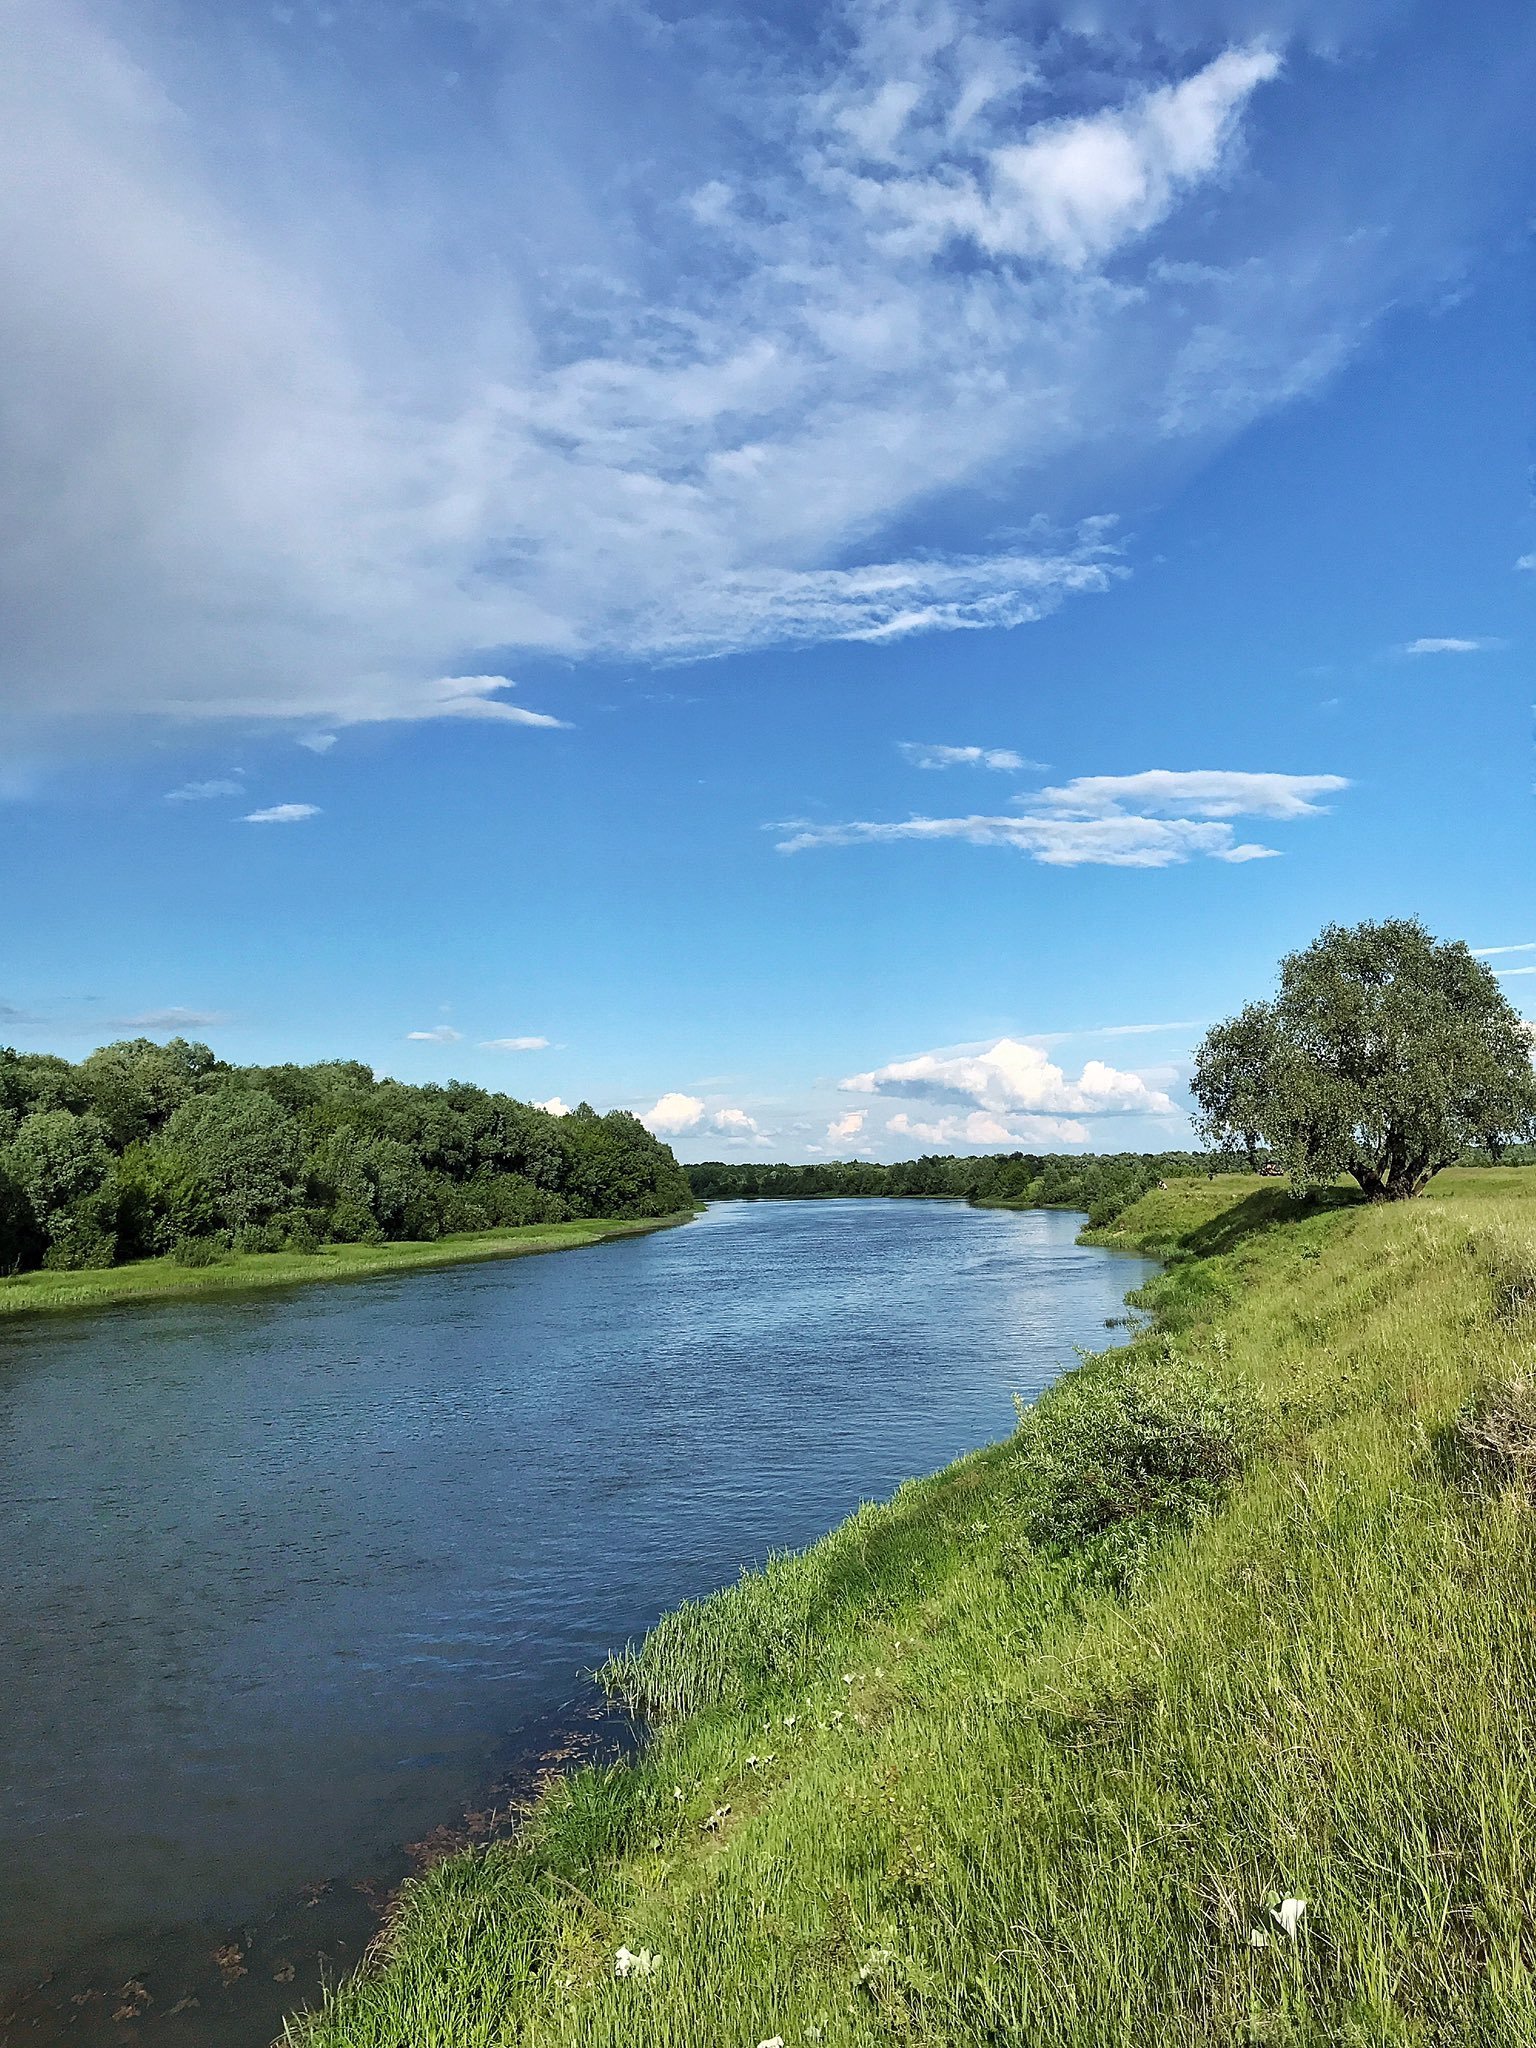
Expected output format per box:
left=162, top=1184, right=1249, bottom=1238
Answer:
left=0, top=1200, right=1153, bottom=2043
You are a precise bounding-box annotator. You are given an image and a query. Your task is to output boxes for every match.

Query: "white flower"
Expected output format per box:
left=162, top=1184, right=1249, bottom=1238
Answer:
left=757, top=2038, right=785, bottom=2047
left=1248, top=1928, right=1270, bottom=1948
left=1272, top=1896, right=1308, bottom=1939
left=614, top=1945, right=660, bottom=1979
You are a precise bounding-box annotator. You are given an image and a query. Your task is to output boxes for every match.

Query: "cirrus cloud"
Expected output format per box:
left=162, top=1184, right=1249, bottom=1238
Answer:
left=0, top=1, right=1476, bottom=740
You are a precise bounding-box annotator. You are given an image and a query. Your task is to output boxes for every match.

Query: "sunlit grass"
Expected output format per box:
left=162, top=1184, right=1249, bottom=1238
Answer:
left=290, top=1168, right=1536, bottom=2047
left=0, top=1212, right=696, bottom=1320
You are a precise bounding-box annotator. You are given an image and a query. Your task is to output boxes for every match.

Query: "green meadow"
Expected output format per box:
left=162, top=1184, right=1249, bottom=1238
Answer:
left=0, top=1212, right=696, bottom=1321
left=292, top=1168, right=1536, bottom=2047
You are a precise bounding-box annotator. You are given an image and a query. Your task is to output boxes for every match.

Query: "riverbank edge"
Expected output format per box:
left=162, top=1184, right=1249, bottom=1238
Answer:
left=0, top=1209, right=700, bottom=1322
left=289, top=1165, right=1536, bottom=2046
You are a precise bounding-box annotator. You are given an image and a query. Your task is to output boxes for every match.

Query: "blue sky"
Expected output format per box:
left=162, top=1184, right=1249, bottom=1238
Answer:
left=2, top=0, right=1532, bottom=1159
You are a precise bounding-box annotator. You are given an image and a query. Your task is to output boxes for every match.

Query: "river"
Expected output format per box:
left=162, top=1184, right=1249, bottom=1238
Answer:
left=0, top=1199, right=1154, bottom=2045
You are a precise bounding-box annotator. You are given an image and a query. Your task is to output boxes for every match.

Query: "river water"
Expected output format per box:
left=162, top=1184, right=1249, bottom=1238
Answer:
left=0, top=1199, right=1154, bottom=2045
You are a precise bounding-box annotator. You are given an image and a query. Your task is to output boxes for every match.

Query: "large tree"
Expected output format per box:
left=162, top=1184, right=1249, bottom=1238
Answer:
left=1191, top=919, right=1536, bottom=1199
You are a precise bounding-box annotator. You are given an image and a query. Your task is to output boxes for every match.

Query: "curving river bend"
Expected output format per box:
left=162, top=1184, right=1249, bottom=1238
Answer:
left=0, top=1199, right=1154, bottom=2045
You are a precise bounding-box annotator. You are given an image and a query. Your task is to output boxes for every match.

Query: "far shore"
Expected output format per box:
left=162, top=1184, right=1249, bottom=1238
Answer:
left=0, top=1211, right=699, bottom=1323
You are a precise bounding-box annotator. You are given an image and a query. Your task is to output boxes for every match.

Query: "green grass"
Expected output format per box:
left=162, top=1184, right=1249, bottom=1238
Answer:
left=0, top=1212, right=697, bottom=1320
left=290, top=1168, right=1536, bottom=2047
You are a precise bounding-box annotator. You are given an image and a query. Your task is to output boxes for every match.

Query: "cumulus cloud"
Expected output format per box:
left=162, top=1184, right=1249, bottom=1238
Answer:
left=643, top=1092, right=706, bottom=1136
left=888, top=1108, right=1089, bottom=1147
left=641, top=1092, right=767, bottom=1142
left=406, top=1025, right=462, bottom=1043
left=827, top=1109, right=867, bottom=1143
left=166, top=777, right=242, bottom=802
left=898, top=742, right=1032, bottom=771
left=844, top=1038, right=1177, bottom=1125
left=711, top=1107, right=768, bottom=1144
left=0, top=1, right=1477, bottom=740
left=480, top=1035, right=550, bottom=1051
left=539, top=1096, right=572, bottom=1116
left=1403, top=637, right=1497, bottom=655
left=242, top=802, right=319, bottom=824
left=778, top=766, right=1346, bottom=865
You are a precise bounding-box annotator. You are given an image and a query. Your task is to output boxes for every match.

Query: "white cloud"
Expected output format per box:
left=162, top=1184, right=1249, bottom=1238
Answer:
left=406, top=677, right=567, bottom=729
left=1035, top=770, right=1347, bottom=820
left=0, top=4, right=1459, bottom=738
left=844, top=1037, right=1177, bottom=1122
left=1472, top=942, right=1536, bottom=958
left=406, top=1025, right=463, bottom=1043
left=242, top=802, right=319, bottom=824
left=898, top=742, right=1032, bottom=771
left=1403, top=637, right=1496, bottom=655
left=848, top=45, right=1281, bottom=269
left=298, top=733, right=337, bottom=753
left=641, top=1092, right=767, bottom=1142
left=888, top=1108, right=1089, bottom=1148
left=539, top=1096, right=572, bottom=1116
left=1517, top=555, right=1536, bottom=573
left=166, top=777, right=242, bottom=802
left=642, top=1091, right=707, bottom=1136
left=1496, top=966, right=1536, bottom=978
left=827, top=1109, right=866, bottom=1143
left=710, top=1107, right=768, bottom=1145
left=480, top=1035, right=550, bottom=1051
left=778, top=766, right=1346, bottom=865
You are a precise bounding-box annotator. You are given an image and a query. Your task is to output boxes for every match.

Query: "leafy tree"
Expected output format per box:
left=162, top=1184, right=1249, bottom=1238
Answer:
left=5, top=1108, right=116, bottom=1265
left=1191, top=919, right=1536, bottom=1200
left=163, top=1088, right=303, bottom=1234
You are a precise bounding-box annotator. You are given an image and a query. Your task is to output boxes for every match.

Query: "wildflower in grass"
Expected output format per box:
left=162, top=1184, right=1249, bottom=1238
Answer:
left=757, top=2037, right=785, bottom=2047
left=1248, top=1929, right=1270, bottom=1948
left=703, top=1804, right=731, bottom=1831
left=1271, top=1896, right=1307, bottom=1938
left=783, top=1714, right=796, bottom=1729
left=614, top=1945, right=660, bottom=1979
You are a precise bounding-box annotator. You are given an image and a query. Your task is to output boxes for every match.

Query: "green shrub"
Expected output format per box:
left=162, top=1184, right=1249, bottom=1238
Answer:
left=171, top=1234, right=224, bottom=1267
left=1010, top=1344, right=1261, bottom=1566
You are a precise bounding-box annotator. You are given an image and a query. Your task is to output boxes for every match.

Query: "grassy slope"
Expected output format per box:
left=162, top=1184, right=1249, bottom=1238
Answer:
left=293, top=1170, right=1536, bottom=2048
left=0, top=1212, right=696, bottom=1320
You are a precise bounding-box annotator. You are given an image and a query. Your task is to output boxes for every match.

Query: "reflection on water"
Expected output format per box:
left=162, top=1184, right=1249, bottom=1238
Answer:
left=0, top=1200, right=1154, bottom=2045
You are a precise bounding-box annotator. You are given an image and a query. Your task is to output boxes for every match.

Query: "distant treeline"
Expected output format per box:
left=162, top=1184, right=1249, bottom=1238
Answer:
left=687, top=1150, right=1250, bottom=1227
left=0, top=1039, right=693, bottom=1275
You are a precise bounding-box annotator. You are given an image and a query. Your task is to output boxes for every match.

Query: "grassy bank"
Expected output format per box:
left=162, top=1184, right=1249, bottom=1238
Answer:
left=292, top=1169, right=1536, bottom=2047
left=0, top=1211, right=697, bottom=1321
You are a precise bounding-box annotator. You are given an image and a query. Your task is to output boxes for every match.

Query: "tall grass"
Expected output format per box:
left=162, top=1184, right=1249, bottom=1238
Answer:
left=290, top=1169, right=1536, bottom=2047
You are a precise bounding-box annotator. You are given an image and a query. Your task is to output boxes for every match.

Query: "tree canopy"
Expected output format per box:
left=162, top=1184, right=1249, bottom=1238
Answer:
left=0, top=1041, right=692, bottom=1273
left=1191, top=919, right=1536, bottom=1200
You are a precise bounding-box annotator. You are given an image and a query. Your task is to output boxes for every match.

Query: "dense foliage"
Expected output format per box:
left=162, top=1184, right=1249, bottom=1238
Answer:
left=0, top=1039, right=692, bottom=1274
left=687, top=1150, right=1244, bottom=1227
left=1192, top=918, right=1536, bottom=1199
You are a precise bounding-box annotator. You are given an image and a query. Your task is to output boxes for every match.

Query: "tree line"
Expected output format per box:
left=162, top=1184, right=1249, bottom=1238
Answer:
left=687, top=1150, right=1241, bottom=1227
left=0, top=1040, right=694, bottom=1274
